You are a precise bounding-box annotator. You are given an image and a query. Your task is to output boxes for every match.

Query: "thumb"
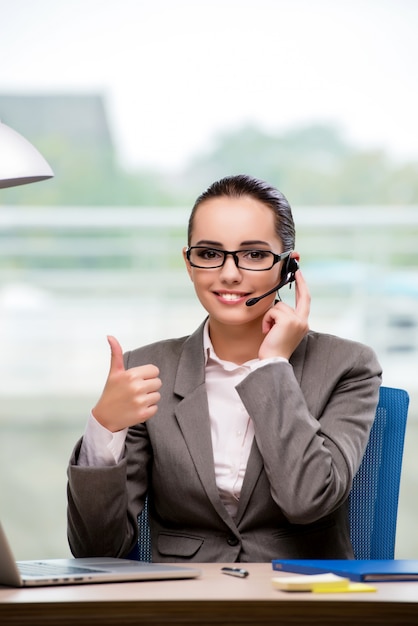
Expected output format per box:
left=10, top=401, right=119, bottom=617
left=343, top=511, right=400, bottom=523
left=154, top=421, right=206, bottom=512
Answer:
left=106, top=335, right=125, bottom=373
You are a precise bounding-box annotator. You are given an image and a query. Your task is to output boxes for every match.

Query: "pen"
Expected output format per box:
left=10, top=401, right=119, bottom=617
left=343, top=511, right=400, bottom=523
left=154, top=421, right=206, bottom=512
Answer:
left=221, top=567, right=249, bottom=578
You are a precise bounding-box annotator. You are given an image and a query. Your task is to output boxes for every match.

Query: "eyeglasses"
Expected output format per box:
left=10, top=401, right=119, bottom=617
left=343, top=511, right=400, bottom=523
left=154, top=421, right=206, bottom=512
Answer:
left=186, top=247, right=291, bottom=271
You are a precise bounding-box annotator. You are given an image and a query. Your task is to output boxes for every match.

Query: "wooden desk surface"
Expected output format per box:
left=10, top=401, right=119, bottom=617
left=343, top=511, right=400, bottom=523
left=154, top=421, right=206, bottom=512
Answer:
left=1, top=562, right=418, bottom=626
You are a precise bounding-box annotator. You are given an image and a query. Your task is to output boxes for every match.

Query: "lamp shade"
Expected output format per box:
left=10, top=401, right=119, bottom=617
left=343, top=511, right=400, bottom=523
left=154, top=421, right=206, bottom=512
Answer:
left=0, top=121, right=54, bottom=189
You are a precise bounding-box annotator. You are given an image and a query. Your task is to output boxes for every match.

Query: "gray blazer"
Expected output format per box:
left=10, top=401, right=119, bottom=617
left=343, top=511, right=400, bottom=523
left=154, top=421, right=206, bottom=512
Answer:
left=67, top=320, right=382, bottom=562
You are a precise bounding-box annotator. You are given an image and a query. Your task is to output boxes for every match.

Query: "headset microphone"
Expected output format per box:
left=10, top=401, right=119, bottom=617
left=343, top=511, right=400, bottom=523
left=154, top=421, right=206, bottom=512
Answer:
left=245, top=258, right=299, bottom=307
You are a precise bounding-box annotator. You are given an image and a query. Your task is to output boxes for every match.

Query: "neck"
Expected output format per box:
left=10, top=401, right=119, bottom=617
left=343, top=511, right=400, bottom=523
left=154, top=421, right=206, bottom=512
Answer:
left=208, top=318, right=264, bottom=365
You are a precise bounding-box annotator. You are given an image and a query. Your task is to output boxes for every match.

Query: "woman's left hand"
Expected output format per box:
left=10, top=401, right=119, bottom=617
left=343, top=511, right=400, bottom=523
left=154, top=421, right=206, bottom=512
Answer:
left=258, top=269, right=310, bottom=361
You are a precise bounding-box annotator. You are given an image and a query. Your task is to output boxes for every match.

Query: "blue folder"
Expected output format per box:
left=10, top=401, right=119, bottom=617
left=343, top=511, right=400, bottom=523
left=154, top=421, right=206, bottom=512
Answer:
left=272, top=559, right=418, bottom=582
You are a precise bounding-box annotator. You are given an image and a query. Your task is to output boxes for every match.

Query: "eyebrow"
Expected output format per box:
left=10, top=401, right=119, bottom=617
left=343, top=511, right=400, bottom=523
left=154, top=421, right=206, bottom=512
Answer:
left=194, top=239, right=271, bottom=248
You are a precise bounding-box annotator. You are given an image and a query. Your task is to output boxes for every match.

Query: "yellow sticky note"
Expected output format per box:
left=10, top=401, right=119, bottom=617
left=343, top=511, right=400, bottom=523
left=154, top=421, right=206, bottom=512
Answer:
left=312, top=582, right=377, bottom=594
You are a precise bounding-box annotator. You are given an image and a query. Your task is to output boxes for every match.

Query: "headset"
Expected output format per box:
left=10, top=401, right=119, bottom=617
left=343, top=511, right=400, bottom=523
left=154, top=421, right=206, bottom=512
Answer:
left=245, top=256, right=299, bottom=306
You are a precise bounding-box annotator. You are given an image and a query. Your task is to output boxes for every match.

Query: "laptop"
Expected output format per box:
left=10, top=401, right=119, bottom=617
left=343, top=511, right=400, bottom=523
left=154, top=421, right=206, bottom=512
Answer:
left=0, top=521, right=201, bottom=587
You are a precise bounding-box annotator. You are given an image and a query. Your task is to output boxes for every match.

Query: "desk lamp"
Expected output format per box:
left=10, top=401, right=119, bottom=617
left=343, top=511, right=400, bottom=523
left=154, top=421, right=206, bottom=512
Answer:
left=0, top=121, right=54, bottom=189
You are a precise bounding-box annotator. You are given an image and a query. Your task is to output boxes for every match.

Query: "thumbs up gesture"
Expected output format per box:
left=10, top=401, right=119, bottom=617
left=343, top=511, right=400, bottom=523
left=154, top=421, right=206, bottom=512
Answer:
left=92, top=336, right=162, bottom=432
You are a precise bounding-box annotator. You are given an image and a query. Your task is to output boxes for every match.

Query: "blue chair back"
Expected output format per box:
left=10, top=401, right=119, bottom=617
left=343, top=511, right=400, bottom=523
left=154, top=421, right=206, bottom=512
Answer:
left=127, top=497, right=152, bottom=561
left=349, top=385, right=409, bottom=559
left=136, top=497, right=152, bottom=561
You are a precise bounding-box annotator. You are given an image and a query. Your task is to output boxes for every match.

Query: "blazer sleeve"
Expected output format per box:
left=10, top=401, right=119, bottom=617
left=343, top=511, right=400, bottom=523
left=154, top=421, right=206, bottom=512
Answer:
left=67, top=428, right=150, bottom=558
left=236, top=332, right=382, bottom=525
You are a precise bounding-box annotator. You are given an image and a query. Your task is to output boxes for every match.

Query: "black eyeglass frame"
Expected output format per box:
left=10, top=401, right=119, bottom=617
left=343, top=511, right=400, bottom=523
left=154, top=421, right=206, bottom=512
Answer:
left=186, top=247, right=292, bottom=271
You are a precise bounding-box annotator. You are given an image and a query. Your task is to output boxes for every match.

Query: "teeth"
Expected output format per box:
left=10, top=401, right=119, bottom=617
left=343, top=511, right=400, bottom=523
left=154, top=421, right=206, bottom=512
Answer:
left=220, top=293, right=242, bottom=301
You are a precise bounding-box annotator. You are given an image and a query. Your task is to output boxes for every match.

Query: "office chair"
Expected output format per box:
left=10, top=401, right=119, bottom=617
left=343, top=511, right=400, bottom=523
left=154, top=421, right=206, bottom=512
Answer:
left=131, top=386, right=409, bottom=562
left=349, top=385, right=409, bottom=560
left=127, top=497, right=152, bottom=562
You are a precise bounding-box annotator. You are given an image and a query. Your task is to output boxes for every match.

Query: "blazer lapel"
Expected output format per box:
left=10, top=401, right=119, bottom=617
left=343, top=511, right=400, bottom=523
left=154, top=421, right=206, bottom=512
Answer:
left=173, top=322, right=237, bottom=528
left=234, top=438, right=263, bottom=524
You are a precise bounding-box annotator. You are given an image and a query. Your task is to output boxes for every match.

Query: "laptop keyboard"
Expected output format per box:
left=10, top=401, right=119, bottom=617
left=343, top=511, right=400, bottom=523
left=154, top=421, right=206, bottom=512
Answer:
left=18, top=562, right=105, bottom=577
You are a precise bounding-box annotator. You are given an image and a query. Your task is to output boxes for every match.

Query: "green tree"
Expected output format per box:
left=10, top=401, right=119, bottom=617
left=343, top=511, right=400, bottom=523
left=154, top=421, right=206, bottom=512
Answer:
left=184, top=124, right=418, bottom=205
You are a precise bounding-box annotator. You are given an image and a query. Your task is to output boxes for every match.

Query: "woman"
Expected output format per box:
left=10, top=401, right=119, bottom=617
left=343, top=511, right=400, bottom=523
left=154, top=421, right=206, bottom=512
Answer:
left=67, top=174, right=381, bottom=562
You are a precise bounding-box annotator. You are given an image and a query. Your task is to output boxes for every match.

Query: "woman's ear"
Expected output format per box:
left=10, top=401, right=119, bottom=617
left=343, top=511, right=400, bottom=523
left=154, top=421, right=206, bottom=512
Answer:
left=182, top=247, right=194, bottom=281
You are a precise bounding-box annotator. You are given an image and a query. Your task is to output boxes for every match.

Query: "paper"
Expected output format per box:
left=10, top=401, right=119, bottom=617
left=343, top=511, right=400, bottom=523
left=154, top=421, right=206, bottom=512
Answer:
left=272, top=573, right=376, bottom=593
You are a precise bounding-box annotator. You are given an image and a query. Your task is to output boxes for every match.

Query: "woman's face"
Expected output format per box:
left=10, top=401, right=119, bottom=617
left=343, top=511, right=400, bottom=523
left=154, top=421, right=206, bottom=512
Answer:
left=183, top=194, right=286, bottom=326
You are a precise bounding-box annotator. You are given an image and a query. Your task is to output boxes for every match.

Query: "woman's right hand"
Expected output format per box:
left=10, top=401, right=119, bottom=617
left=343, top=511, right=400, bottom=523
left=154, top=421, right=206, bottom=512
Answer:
left=258, top=269, right=310, bottom=361
left=92, top=335, right=161, bottom=432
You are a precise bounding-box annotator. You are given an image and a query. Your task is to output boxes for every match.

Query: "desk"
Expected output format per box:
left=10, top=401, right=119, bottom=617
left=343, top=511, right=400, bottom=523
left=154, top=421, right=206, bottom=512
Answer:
left=1, top=562, right=418, bottom=626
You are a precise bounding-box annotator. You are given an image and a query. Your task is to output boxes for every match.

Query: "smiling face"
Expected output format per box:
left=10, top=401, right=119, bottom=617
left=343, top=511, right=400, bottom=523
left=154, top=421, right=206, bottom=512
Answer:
left=183, top=194, right=285, bottom=329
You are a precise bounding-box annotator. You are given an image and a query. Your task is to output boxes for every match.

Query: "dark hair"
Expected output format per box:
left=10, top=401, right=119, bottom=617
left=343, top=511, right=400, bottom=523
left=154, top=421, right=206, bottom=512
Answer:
left=187, top=174, right=295, bottom=251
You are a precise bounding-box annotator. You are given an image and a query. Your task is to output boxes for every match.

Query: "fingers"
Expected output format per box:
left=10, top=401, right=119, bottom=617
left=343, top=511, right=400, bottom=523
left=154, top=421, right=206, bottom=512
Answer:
left=261, top=307, right=277, bottom=335
left=122, top=369, right=161, bottom=422
left=294, top=269, right=311, bottom=320
left=107, top=335, right=125, bottom=373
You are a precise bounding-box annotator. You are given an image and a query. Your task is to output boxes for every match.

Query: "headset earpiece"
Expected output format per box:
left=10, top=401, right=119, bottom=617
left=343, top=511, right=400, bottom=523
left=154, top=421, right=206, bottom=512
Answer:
left=280, top=256, right=299, bottom=284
